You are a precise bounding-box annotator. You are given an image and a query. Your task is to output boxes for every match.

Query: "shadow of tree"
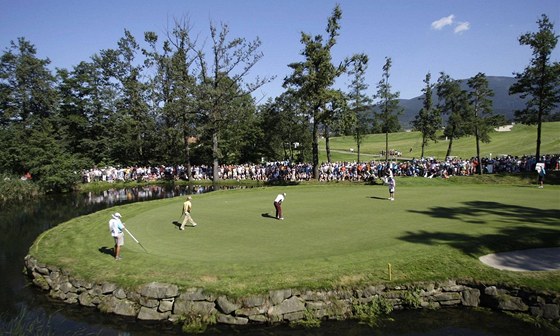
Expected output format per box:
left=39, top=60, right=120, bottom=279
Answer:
left=401, top=201, right=560, bottom=257
left=409, top=201, right=558, bottom=226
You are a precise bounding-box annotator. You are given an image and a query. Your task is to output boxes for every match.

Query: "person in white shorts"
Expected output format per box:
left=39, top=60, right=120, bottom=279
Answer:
left=109, top=212, right=125, bottom=260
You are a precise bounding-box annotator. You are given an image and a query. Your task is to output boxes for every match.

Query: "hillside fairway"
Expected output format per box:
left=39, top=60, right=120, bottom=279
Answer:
left=321, top=121, right=560, bottom=162
left=31, top=181, right=560, bottom=297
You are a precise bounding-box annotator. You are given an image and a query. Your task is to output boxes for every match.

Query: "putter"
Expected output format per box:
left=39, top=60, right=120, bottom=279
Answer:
left=124, top=227, right=148, bottom=253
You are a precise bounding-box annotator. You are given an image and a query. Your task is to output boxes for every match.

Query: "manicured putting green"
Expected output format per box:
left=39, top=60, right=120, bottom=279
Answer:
left=31, top=182, right=560, bottom=296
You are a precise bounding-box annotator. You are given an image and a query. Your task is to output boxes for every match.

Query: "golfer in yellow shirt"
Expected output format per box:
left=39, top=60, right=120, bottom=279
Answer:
left=180, top=196, right=198, bottom=230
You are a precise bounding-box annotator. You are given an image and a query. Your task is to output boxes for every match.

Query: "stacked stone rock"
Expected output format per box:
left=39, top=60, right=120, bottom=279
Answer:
left=24, top=255, right=560, bottom=325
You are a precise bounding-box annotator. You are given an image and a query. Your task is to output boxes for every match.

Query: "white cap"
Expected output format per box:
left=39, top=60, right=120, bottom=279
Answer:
left=112, top=212, right=122, bottom=219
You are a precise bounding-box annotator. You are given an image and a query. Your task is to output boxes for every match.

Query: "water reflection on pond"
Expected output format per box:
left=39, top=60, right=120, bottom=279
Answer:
left=83, top=184, right=240, bottom=205
left=0, top=184, right=557, bottom=335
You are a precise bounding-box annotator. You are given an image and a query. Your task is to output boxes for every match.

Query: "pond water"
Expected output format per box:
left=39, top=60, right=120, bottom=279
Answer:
left=0, top=184, right=557, bottom=335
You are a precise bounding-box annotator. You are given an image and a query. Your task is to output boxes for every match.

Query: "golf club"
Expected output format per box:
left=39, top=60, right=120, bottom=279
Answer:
left=124, top=227, right=148, bottom=253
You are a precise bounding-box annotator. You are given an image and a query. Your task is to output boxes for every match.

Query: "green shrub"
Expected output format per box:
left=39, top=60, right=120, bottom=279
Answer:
left=289, top=308, right=322, bottom=328
left=401, top=289, right=422, bottom=309
left=29, top=154, right=88, bottom=193
left=0, top=174, right=41, bottom=202
left=180, top=312, right=217, bottom=334
left=352, top=296, right=394, bottom=327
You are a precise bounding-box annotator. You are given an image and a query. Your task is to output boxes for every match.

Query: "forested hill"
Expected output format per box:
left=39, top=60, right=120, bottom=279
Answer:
left=397, top=76, right=528, bottom=129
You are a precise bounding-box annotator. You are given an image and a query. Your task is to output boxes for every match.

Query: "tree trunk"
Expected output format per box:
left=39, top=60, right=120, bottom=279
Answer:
left=445, top=136, right=453, bottom=159
left=385, top=131, right=389, bottom=162
left=212, top=130, right=219, bottom=183
left=536, top=105, right=543, bottom=161
left=137, top=131, right=143, bottom=162
left=356, top=128, right=361, bottom=163
left=445, top=124, right=456, bottom=159
left=312, top=121, right=319, bottom=179
left=421, top=134, right=426, bottom=158
left=536, top=59, right=546, bottom=162
left=325, top=126, right=331, bottom=163
left=184, top=135, right=192, bottom=180
left=475, top=127, right=482, bottom=175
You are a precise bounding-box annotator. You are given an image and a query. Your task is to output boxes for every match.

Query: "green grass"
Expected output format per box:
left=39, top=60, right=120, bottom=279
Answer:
left=320, top=122, right=560, bottom=162
left=30, top=179, right=560, bottom=297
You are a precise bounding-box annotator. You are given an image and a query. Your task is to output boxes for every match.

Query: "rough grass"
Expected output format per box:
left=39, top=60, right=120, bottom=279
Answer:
left=30, top=179, right=560, bottom=297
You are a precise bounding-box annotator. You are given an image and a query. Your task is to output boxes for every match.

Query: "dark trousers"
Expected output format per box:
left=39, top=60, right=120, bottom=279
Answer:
left=274, top=201, right=282, bottom=219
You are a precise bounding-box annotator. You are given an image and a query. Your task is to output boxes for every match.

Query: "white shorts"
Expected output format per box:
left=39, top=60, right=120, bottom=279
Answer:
left=113, top=233, right=124, bottom=246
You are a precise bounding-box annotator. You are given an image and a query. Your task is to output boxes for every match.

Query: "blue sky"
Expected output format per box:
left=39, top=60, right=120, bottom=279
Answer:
left=1, top=0, right=558, bottom=100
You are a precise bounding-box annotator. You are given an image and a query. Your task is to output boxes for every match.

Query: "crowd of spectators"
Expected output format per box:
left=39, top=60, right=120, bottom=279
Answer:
left=81, top=154, right=559, bottom=184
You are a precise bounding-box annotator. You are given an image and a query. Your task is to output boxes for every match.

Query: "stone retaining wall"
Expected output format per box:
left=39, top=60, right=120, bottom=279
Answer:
left=24, top=255, right=560, bottom=326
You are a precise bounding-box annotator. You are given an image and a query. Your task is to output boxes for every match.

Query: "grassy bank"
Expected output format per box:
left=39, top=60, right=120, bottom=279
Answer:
left=30, top=178, right=560, bottom=297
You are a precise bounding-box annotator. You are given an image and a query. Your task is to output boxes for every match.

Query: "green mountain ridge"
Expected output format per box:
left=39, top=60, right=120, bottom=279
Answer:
left=395, top=76, right=558, bottom=129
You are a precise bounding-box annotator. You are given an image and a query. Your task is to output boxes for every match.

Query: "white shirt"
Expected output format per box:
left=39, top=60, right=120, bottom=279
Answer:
left=109, top=218, right=124, bottom=237
left=274, top=194, right=285, bottom=203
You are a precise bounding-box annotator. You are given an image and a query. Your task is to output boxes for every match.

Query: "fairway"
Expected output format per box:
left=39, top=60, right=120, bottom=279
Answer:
left=31, top=182, right=560, bottom=296
left=320, top=122, right=560, bottom=162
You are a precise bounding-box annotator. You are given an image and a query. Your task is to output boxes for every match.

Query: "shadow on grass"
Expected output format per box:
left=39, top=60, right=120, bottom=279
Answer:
left=172, top=221, right=182, bottom=229
left=409, top=201, right=558, bottom=226
left=370, top=196, right=389, bottom=200
left=401, top=201, right=560, bottom=257
left=261, top=213, right=277, bottom=220
left=98, top=246, right=113, bottom=257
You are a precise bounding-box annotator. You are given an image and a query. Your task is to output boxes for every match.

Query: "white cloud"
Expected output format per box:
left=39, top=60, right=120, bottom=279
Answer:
left=431, top=14, right=455, bottom=30
left=454, top=21, right=471, bottom=34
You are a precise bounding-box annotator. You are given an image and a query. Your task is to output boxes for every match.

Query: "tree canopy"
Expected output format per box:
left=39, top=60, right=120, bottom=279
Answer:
left=0, top=11, right=556, bottom=192
left=412, top=72, right=441, bottom=158
left=509, top=14, right=560, bottom=160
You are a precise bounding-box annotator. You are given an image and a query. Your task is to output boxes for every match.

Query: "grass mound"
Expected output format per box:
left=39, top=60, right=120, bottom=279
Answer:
left=30, top=180, right=560, bottom=297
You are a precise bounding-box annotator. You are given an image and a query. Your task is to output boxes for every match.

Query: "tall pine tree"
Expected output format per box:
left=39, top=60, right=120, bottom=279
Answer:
left=283, top=5, right=348, bottom=178
left=412, top=72, right=441, bottom=158
left=436, top=73, right=469, bottom=159
left=467, top=72, right=500, bottom=174
left=509, top=14, right=560, bottom=161
left=346, top=54, right=372, bottom=162
left=373, top=57, right=402, bottom=162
